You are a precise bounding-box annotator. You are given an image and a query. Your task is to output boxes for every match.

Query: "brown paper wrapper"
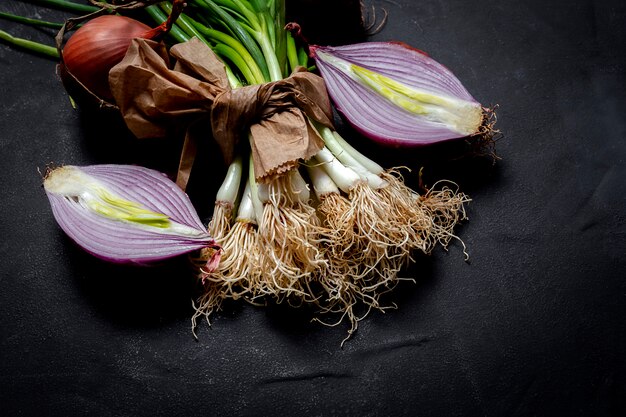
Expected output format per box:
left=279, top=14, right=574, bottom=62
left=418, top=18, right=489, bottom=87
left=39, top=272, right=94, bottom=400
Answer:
left=108, top=38, right=334, bottom=188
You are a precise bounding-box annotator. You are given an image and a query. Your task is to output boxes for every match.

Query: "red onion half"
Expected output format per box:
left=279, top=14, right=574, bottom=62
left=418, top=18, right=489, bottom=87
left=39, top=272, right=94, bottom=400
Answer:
left=310, top=42, right=491, bottom=147
left=44, top=164, right=220, bottom=266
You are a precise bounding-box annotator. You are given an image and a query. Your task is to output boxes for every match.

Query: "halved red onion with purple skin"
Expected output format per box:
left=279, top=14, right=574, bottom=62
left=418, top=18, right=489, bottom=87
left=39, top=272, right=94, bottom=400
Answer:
left=43, top=164, right=220, bottom=266
left=310, top=42, right=492, bottom=147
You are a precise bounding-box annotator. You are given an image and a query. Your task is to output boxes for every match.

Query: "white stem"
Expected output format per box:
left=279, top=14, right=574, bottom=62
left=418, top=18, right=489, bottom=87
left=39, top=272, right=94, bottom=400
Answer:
left=355, top=166, right=388, bottom=190
left=317, top=125, right=363, bottom=170
left=236, top=180, right=256, bottom=223
left=257, top=181, right=270, bottom=204
left=258, top=167, right=311, bottom=205
left=314, top=147, right=361, bottom=194
left=248, top=154, right=265, bottom=223
left=330, top=130, right=385, bottom=176
left=330, top=151, right=387, bottom=190
left=215, top=155, right=244, bottom=204
left=289, top=168, right=310, bottom=203
left=317, top=128, right=388, bottom=190
left=305, top=163, right=340, bottom=198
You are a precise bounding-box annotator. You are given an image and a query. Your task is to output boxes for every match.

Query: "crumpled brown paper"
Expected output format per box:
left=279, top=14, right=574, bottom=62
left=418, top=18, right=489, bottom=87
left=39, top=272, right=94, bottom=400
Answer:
left=108, top=37, right=334, bottom=188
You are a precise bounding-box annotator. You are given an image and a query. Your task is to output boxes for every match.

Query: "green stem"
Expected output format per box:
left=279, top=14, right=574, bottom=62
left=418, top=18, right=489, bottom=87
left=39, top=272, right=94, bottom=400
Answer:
left=286, top=31, right=299, bottom=73
left=211, top=0, right=240, bottom=9
left=28, top=0, right=100, bottom=14
left=225, top=65, right=243, bottom=88
left=272, top=0, right=287, bottom=75
left=0, top=11, right=64, bottom=29
left=297, top=45, right=309, bottom=68
left=213, top=43, right=257, bottom=86
left=146, top=3, right=242, bottom=88
left=0, top=29, right=59, bottom=58
left=144, top=5, right=190, bottom=43
left=252, top=29, right=282, bottom=81
left=159, top=2, right=208, bottom=43
left=247, top=0, right=285, bottom=80
left=225, top=0, right=282, bottom=80
left=188, top=17, right=265, bottom=84
left=229, top=0, right=263, bottom=32
left=193, top=0, right=270, bottom=82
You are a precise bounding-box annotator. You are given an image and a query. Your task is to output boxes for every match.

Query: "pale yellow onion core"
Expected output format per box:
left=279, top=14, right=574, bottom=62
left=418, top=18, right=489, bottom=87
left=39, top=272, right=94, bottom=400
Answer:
left=350, top=64, right=483, bottom=136
left=44, top=165, right=171, bottom=229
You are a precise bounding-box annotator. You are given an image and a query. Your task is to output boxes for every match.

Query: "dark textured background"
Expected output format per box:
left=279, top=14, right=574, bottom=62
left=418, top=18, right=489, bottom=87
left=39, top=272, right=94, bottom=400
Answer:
left=1, top=1, right=625, bottom=416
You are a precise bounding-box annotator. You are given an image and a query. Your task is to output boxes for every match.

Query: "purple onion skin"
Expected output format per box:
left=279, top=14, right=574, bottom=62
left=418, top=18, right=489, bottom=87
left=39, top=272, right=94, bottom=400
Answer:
left=44, top=164, right=218, bottom=265
left=311, top=42, right=485, bottom=147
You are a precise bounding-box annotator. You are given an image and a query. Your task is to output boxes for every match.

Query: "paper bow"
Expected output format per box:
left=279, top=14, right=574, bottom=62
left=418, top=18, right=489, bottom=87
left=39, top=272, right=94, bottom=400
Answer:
left=108, top=37, right=334, bottom=188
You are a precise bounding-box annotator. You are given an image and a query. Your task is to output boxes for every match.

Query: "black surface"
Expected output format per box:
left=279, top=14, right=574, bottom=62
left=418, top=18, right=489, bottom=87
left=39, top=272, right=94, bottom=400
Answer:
left=1, top=1, right=625, bottom=416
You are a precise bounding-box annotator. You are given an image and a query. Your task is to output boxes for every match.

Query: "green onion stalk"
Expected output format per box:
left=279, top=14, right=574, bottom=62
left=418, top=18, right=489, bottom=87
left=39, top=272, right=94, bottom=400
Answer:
left=0, top=28, right=60, bottom=58
left=0, top=0, right=93, bottom=58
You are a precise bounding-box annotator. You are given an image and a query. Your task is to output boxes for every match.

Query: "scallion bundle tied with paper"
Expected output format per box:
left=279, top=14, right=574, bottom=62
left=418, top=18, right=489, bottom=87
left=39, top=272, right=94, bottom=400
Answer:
left=108, top=37, right=334, bottom=188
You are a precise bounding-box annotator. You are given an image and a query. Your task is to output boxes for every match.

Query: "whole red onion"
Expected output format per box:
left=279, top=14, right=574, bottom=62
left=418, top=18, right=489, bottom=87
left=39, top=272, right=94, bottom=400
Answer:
left=62, top=15, right=155, bottom=101
left=60, top=1, right=185, bottom=103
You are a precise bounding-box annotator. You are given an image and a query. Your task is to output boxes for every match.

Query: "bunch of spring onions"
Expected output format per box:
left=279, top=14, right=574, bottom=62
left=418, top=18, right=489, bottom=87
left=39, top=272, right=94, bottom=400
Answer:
left=136, top=0, right=473, bottom=340
left=2, top=0, right=484, bottom=341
